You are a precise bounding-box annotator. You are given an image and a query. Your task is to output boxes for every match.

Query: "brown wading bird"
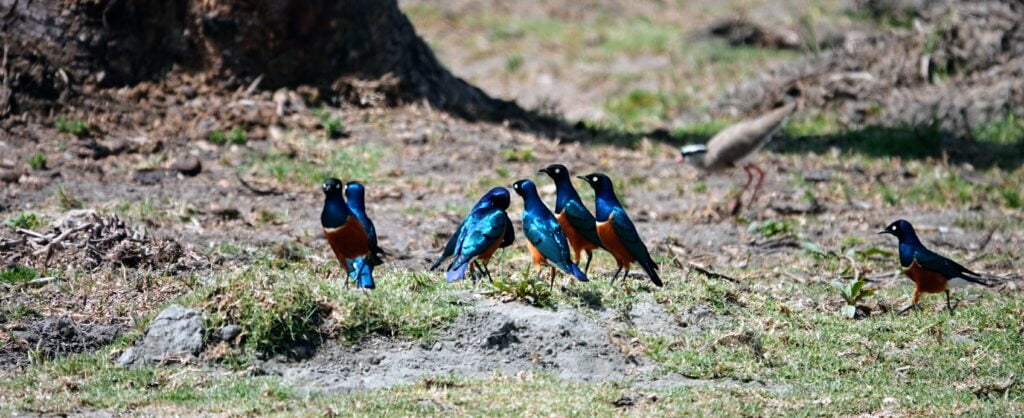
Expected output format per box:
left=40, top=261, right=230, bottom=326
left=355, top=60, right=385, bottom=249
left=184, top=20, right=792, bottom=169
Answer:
left=676, top=102, right=796, bottom=211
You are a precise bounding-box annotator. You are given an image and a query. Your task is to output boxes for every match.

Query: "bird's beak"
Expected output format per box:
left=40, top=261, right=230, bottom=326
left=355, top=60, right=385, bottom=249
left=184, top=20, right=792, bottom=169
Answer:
left=877, top=230, right=889, bottom=235
left=576, top=175, right=588, bottom=182
left=674, top=155, right=684, bottom=163
left=538, top=168, right=548, bottom=174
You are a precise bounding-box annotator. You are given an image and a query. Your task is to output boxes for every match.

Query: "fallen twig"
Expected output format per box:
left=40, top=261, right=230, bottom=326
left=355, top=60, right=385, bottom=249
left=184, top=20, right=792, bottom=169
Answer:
left=688, top=262, right=739, bottom=283
left=34, top=224, right=91, bottom=256
left=14, top=227, right=51, bottom=240
left=236, top=172, right=283, bottom=196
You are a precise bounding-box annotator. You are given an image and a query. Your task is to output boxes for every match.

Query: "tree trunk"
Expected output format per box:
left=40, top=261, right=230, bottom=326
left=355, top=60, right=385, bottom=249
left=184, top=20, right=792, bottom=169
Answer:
left=0, top=0, right=527, bottom=122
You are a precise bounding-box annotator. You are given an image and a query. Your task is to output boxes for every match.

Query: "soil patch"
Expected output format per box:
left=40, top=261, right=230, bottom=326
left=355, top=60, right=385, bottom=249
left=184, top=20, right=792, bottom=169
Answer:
left=0, top=317, right=126, bottom=371
left=265, top=296, right=660, bottom=393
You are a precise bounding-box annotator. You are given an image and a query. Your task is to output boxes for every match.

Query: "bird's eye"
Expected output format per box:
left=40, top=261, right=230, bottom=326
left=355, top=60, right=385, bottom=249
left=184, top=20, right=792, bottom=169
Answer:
left=592, top=176, right=598, bottom=182
left=553, top=168, right=560, bottom=173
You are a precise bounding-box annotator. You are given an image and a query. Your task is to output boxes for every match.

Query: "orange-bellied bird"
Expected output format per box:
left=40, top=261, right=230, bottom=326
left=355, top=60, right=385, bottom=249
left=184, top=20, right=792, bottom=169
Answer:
left=320, top=178, right=371, bottom=288
left=445, top=187, right=514, bottom=283
left=879, top=219, right=992, bottom=313
left=578, top=173, right=662, bottom=287
left=344, top=181, right=385, bottom=288
left=512, top=179, right=588, bottom=288
left=538, top=164, right=605, bottom=275
left=430, top=187, right=514, bottom=277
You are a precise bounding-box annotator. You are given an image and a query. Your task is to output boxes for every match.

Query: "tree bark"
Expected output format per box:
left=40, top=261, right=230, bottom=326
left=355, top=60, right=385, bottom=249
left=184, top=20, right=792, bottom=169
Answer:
left=0, top=0, right=527, bottom=122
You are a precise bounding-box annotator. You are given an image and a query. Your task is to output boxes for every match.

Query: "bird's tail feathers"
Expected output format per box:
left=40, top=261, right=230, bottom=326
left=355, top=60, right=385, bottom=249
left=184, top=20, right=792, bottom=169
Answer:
left=446, top=261, right=470, bottom=283
left=641, top=260, right=663, bottom=287
left=567, top=263, right=588, bottom=282
left=348, top=258, right=376, bottom=289
left=428, top=256, right=447, bottom=271
left=961, top=271, right=994, bottom=287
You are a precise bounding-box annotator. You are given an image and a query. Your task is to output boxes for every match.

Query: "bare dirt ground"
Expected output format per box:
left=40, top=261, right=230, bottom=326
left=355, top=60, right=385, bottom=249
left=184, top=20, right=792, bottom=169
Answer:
left=1, top=0, right=1023, bottom=397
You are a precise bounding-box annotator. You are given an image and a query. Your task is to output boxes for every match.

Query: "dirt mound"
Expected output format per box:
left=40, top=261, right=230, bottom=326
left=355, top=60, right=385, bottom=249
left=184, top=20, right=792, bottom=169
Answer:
left=2, top=210, right=204, bottom=273
left=717, top=0, right=1024, bottom=135
left=0, top=317, right=126, bottom=370
left=265, top=297, right=654, bottom=393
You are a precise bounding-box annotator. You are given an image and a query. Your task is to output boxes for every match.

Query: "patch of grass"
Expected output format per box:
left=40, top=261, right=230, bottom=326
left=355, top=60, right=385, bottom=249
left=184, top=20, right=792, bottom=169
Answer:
left=973, top=112, right=1024, bottom=145
left=596, top=18, right=677, bottom=54
left=482, top=275, right=555, bottom=308
left=208, top=128, right=247, bottom=145
left=605, top=89, right=679, bottom=129
left=504, top=53, right=524, bottom=73
left=193, top=260, right=465, bottom=362
left=4, top=212, right=44, bottom=230
left=54, top=117, right=89, bottom=137
left=747, top=219, right=796, bottom=238
left=112, top=198, right=167, bottom=222
left=831, top=277, right=876, bottom=318
left=54, top=186, right=83, bottom=211
left=1, top=265, right=39, bottom=285
left=27, top=152, right=47, bottom=171
left=672, top=119, right=732, bottom=142
left=999, top=187, right=1022, bottom=209
left=251, top=143, right=386, bottom=187
left=501, top=147, right=534, bottom=163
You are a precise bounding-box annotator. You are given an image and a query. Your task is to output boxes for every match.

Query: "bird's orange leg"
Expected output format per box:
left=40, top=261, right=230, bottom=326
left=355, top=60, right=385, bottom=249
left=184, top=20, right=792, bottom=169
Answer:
left=899, top=290, right=921, bottom=315
left=748, top=163, right=766, bottom=206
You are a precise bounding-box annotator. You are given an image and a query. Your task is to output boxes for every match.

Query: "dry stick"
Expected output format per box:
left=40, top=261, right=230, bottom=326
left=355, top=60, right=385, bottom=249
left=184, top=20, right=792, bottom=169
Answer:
left=688, top=262, right=739, bottom=283
left=236, top=172, right=283, bottom=196
left=968, top=225, right=999, bottom=263
left=14, top=227, right=51, bottom=240
left=34, top=224, right=92, bottom=264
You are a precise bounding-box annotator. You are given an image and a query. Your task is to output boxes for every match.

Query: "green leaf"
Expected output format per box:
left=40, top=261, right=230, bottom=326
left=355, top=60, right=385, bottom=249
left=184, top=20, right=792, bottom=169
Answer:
left=841, top=305, right=857, bottom=319
left=801, top=241, right=827, bottom=256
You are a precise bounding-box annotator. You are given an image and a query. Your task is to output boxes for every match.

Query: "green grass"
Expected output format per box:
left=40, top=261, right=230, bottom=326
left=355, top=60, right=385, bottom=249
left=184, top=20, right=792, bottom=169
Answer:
left=27, top=152, right=47, bottom=171
left=54, top=117, right=89, bottom=137
left=0, top=265, right=39, bottom=285
left=188, top=258, right=466, bottom=363
left=54, top=186, right=83, bottom=211
left=209, top=128, right=248, bottom=145
left=250, top=143, right=386, bottom=187
left=4, top=211, right=44, bottom=230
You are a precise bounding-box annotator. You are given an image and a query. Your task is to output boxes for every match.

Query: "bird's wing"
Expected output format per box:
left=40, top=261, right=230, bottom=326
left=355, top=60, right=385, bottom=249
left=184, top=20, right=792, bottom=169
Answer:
left=500, top=212, right=515, bottom=247
left=914, top=248, right=986, bottom=283
left=609, top=209, right=657, bottom=270
left=563, top=199, right=603, bottom=247
left=524, top=216, right=571, bottom=265
left=705, top=103, right=794, bottom=168
left=456, top=209, right=508, bottom=263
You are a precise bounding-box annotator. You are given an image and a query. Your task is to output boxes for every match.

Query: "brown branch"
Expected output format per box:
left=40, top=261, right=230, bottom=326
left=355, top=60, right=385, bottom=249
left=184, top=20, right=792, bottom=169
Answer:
left=688, top=262, right=739, bottom=283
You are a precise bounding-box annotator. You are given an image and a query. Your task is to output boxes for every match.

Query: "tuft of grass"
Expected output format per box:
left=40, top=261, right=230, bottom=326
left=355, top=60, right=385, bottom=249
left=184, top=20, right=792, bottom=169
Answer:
left=54, top=118, right=89, bottom=137
left=973, top=112, right=1024, bottom=145
left=54, top=186, right=83, bottom=211
left=747, top=219, right=795, bottom=238
left=27, top=153, right=47, bottom=171
left=208, top=128, right=247, bottom=145
left=192, top=260, right=465, bottom=363
left=831, top=278, right=876, bottom=318
left=1, top=265, right=39, bottom=285
left=482, top=275, right=554, bottom=308
left=501, top=147, right=534, bottom=163
left=322, top=116, right=345, bottom=139
left=504, top=53, right=524, bottom=73
left=605, top=89, right=678, bottom=129
left=4, top=212, right=44, bottom=230
left=252, top=143, right=385, bottom=187
left=999, top=187, right=1022, bottom=209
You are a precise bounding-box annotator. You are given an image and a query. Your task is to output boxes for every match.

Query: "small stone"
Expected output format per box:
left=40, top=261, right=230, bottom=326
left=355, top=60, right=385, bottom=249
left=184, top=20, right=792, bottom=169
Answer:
left=219, top=325, right=242, bottom=342
left=115, top=347, right=138, bottom=367
left=171, top=155, right=202, bottom=176
left=0, top=169, right=21, bottom=183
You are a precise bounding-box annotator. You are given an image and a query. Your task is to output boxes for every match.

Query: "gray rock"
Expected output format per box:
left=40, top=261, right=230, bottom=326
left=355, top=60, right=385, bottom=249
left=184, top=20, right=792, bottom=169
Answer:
left=171, top=155, right=202, bottom=176
left=119, top=304, right=203, bottom=367
left=218, top=325, right=242, bottom=342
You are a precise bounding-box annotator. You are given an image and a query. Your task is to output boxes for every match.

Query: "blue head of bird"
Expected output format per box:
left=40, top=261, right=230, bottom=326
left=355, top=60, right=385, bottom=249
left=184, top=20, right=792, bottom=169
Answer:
left=577, top=173, right=616, bottom=196
left=480, top=187, right=512, bottom=210
left=322, top=178, right=345, bottom=198
left=345, top=181, right=366, bottom=205
left=878, top=219, right=921, bottom=244
left=511, top=179, right=538, bottom=198
left=538, top=164, right=572, bottom=183
left=676, top=144, right=708, bottom=167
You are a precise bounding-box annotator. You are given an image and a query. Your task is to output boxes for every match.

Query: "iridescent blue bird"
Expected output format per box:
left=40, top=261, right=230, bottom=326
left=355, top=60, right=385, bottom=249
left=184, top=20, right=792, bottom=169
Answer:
left=320, top=178, right=371, bottom=288
left=445, top=188, right=514, bottom=283
left=579, top=173, right=662, bottom=287
left=538, top=164, right=605, bottom=274
left=512, top=179, right=588, bottom=288
left=343, top=181, right=383, bottom=289
left=879, top=219, right=992, bottom=313
left=430, top=187, right=514, bottom=277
